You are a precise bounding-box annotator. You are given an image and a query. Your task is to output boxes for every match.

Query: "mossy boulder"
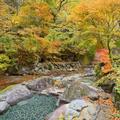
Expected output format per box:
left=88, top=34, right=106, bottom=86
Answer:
left=113, top=85, right=120, bottom=110
left=96, top=72, right=116, bottom=93
left=63, top=80, right=99, bottom=101
left=96, top=67, right=120, bottom=109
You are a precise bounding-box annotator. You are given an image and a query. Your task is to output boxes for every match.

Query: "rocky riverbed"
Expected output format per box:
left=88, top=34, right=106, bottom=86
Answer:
left=0, top=73, right=119, bottom=120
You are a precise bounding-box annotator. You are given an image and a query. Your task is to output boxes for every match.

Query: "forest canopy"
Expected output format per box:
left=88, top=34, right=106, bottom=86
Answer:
left=0, top=0, right=120, bottom=73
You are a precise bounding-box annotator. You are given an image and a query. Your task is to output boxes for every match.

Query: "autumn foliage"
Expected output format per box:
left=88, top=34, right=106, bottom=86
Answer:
left=12, top=2, right=53, bottom=26
left=71, top=0, right=120, bottom=54
left=0, top=0, right=120, bottom=73
left=95, top=49, right=112, bottom=73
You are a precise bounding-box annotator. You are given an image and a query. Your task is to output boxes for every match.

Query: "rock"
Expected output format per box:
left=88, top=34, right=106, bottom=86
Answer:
left=100, top=80, right=115, bottom=93
left=0, top=95, right=6, bottom=102
left=0, top=101, right=10, bottom=114
left=69, top=99, right=88, bottom=111
left=45, top=112, right=54, bottom=120
left=34, top=67, right=40, bottom=72
left=51, top=79, right=64, bottom=88
left=113, top=87, right=120, bottom=110
left=99, top=92, right=110, bottom=100
left=5, top=85, right=32, bottom=105
left=78, top=106, right=91, bottom=120
left=62, top=74, right=82, bottom=82
left=65, top=100, right=97, bottom=120
left=63, top=80, right=100, bottom=101
left=52, top=76, right=64, bottom=81
left=48, top=104, right=68, bottom=120
left=48, top=98, right=111, bottom=120
left=47, top=88, right=65, bottom=96
left=60, top=74, right=83, bottom=87
left=24, top=76, right=51, bottom=91
left=65, top=108, right=80, bottom=120
left=115, top=101, right=120, bottom=110
left=87, top=103, right=97, bottom=116
left=96, top=105, right=112, bottom=120
left=84, top=67, right=95, bottom=76
left=18, top=67, right=32, bottom=75
left=78, top=103, right=97, bottom=120
left=64, top=100, right=84, bottom=119
left=88, top=91, right=99, bottom=101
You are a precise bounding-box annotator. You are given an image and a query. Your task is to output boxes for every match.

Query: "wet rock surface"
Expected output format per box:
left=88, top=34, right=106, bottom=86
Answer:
left=0, top=102, right=10, bottom=114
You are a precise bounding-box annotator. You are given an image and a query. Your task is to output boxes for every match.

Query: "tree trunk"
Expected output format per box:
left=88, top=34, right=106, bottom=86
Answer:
left=107, top=38, right=113, bottom=64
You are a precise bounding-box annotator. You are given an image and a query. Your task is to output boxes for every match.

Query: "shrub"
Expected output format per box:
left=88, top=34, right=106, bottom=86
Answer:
left=60, top=38, right=96, bottom=62
left=0, top=54, right=11, bottom=73
left=16, top=47, right=39, bottom=67
left=0, top=35, right=15, bottom=51
left=10, top=36, right=40, bottom=68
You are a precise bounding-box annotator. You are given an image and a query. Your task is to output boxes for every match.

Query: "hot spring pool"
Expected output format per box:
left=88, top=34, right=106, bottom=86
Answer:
left=0, top=95, right=57, bottom=120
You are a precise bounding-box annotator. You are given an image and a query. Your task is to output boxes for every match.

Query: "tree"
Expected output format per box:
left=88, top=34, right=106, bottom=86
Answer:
left=4, top=0, right=24, bottom=15
left=40, top=0, right=78, bottom=22
left=0, top=0, right=12, bottom=35
left=12, top=2, right=53, bottom=27
left=71, top=0, right=120, bottom=61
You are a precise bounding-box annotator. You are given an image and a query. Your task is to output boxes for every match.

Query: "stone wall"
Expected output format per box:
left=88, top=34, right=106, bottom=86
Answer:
left=18, top=62, right=94, bottom=75
left=34, top=62, right=82, bottom=72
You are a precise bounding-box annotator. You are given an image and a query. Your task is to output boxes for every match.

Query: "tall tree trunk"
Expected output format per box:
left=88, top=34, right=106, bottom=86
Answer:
left=107, top=38, right=113, bottom=64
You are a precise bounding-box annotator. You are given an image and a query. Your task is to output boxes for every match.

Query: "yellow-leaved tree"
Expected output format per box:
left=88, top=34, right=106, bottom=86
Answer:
left=71, top=0, right=120, bottom=60
left=0, top=0, right=12, bottom=35
left=12, top=2, right=53, bottom=27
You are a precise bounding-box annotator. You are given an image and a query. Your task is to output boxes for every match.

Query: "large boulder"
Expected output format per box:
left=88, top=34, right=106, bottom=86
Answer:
left=65, top=99, right=88, bottom=120
left=63, top=80, right=100, bottom=101
left=23, top=76, right=52, bottom=91
left=0, top=101, right=10, bottom=114
left=47, top=104, right=68, bottom=120
left=65, top=100, right=97, bottom=120
left=100, top=80, right=115, bottom=93
left=65, top=108, right=80, bottom=120
left=96, top=105, right=112, bottom=120
left=51, top=74, right=83, bottom=88
left=5, top=85, right=32, bottom=105
left=113, top=86, right=120, bottom=110
left=48, top=99, right=98, bottom=120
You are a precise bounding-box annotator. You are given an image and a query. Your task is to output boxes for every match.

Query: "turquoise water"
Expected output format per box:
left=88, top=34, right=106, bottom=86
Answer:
left=0, top=95, right=57, bottom=120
